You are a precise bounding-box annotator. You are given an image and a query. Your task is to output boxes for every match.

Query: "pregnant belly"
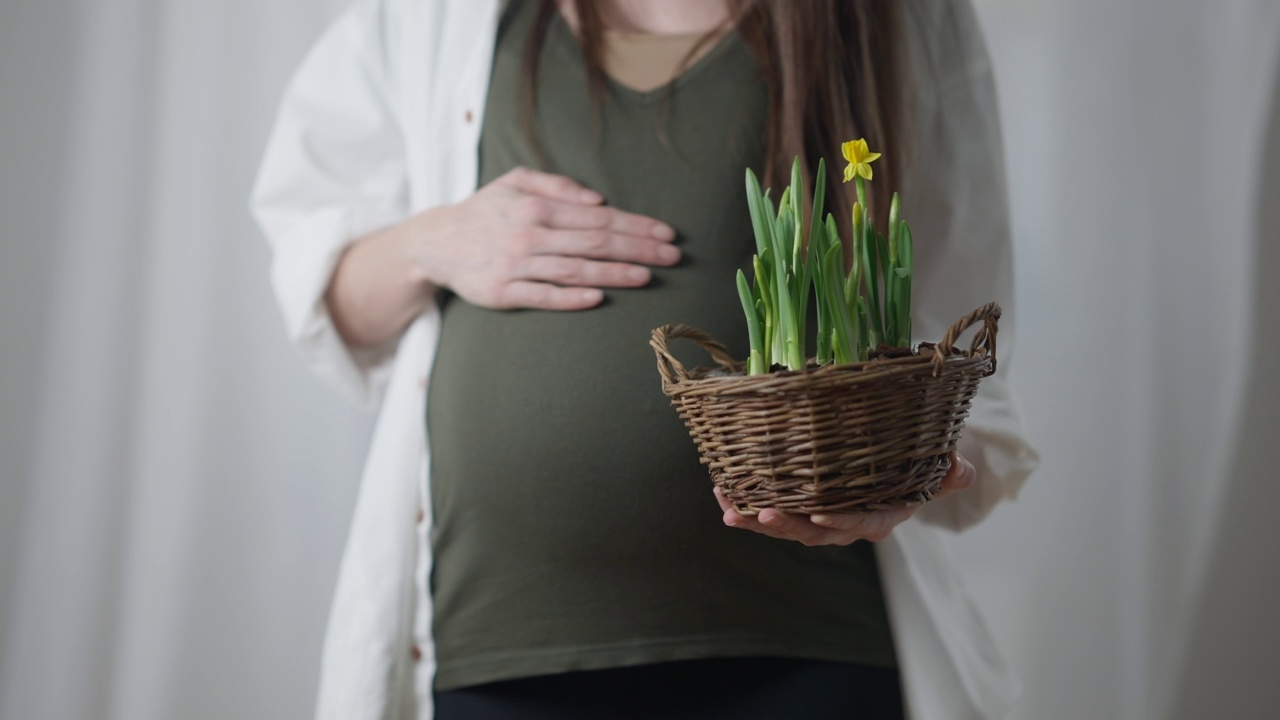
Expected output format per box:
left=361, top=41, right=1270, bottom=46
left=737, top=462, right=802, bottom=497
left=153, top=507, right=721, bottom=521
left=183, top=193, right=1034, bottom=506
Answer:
left=426, top=282, right=749, bottom=553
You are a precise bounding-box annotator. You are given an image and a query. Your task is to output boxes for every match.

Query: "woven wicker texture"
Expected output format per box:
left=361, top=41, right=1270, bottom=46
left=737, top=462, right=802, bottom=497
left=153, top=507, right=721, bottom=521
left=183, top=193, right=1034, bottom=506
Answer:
left=651, top=303, right=1001, bottom=515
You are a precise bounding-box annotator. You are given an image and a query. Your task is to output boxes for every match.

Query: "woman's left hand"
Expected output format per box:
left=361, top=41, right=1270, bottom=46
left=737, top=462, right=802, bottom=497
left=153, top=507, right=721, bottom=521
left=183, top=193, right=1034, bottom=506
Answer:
left=714, top=452, right=976, bottom=546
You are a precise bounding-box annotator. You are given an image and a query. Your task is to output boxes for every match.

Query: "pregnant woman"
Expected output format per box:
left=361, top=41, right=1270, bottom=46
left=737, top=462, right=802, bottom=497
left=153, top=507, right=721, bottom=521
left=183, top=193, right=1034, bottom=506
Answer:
left=252, top=1, right=1039, bottom=718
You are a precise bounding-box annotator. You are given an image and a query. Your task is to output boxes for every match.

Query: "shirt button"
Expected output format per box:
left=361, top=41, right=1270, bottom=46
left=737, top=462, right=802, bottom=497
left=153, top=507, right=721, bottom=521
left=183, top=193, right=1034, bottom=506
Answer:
left=418, top=375, right=429, bottom=390
left=416, top=508, right=425, bottom=524
left=410, top=645, right=422, bottom=662
left=464, top=109, right=474, bottom=123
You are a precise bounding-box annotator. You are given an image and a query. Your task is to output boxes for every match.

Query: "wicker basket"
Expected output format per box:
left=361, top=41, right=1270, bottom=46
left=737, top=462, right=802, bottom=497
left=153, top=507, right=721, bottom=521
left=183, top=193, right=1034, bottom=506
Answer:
left=650, top=302, right=1001, bottom=515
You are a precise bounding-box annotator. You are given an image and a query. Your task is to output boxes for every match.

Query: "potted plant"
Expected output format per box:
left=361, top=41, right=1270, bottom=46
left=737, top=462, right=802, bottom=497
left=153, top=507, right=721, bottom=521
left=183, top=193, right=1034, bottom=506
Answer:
left=651, top=140, right=1001, bottom=515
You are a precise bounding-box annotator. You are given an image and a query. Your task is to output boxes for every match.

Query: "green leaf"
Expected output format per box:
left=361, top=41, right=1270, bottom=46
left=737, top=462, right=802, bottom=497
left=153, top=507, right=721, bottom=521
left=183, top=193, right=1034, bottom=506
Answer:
left=900, top=221, right=913, bottom=271
left=798, top=180, right=827, bottom=356
left=809, top=159, right=827, bottom=246
left=839, top=221, right=860, bottom=304
left=876, top=231, right=889, bottom=280
left=899, top=223, right=913, bottom=345
left=885, top=294, right=897, bottom=347
left=754, top=254, right=775, bottom=368
left=888, top=192, right=901, bottom=266
left=815, top=265, right=832, bottom=367
left=826, top=246, right=857, bottom=364
left=737, top=268, right=765, bottom=375
left=790, top=157, right=805, bottom=270
left=745, top=169, right=772, bottom=257
left=768, top=194, right=801, bottom=370
left=884, top=223, right=900, bottom=344
left=861, top=218, right=883, bottom=348
left=877, top=230, right=890, bottom=328
left=856, top=296, right=870, bottom=361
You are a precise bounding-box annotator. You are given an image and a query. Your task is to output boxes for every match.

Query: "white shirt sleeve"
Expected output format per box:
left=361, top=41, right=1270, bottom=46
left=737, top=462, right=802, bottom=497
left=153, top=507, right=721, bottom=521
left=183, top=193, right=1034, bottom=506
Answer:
left=903, top=0, right=1041, bottom=531
left=250, top=0, right=409, bottom=411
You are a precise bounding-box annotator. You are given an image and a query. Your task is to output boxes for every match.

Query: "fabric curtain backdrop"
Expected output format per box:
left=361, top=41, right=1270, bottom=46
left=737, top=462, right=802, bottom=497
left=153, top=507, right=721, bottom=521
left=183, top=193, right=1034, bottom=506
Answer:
left=1, top=0, right=1277, bottom=718
left=951, top=1, right=1280, bottom=719
left=0, top=1, right=369, bottom=719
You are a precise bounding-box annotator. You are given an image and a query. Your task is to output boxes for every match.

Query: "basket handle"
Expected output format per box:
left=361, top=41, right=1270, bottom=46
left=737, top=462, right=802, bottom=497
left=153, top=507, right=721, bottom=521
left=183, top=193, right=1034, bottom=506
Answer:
left=650, top=324, right=739, bottom=384
left=932, top=302, right=1002, bottom=377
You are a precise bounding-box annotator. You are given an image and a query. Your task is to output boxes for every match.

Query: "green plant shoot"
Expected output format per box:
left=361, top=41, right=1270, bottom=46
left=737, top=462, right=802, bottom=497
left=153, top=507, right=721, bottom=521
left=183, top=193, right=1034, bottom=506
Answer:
left=738, top=139, right=913, bottom=375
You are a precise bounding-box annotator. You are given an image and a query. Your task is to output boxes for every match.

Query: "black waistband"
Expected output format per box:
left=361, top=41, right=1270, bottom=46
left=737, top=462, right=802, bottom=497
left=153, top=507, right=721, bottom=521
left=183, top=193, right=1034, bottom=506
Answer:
left=433, top=656, right=904, bottom=720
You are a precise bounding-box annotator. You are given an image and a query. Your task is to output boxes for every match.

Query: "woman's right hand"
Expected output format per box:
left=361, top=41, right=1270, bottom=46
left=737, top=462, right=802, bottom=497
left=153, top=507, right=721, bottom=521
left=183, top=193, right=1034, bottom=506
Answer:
left=325, top=167, right=680, bottom=349
left=412, top=166, right=680, bottom=310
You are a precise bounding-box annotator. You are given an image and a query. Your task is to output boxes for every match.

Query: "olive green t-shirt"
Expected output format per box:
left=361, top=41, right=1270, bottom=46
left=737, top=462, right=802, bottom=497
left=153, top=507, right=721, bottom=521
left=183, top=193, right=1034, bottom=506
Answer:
left=426, top=1, right=896, bottom=691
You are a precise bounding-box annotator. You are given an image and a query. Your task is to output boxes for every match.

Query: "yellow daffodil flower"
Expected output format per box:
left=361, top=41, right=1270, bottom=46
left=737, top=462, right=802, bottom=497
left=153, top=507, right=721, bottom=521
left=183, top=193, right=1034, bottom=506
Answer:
left=842, top=138, right=881, bottom=182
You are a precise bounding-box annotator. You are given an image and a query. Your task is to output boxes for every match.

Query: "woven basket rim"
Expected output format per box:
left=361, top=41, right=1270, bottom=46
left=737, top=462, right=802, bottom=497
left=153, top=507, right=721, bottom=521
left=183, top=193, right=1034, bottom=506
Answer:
left=651, top=302, right=1003, bottom=398
left=664, top=351, right=994, bottom=397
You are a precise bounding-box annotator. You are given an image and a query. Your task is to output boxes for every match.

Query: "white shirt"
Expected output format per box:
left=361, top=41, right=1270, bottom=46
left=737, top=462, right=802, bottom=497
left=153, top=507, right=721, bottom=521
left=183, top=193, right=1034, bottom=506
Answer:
left=251, top=1, right=1040, bottom=718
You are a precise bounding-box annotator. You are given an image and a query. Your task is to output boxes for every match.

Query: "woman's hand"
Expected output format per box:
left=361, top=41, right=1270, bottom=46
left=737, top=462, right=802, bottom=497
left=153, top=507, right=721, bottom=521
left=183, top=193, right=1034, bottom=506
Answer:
left=326, top=167, right=679, bottom=349
left=714, top=452, right=977, bottom=546
left=413, top=166, right=679, bottom=310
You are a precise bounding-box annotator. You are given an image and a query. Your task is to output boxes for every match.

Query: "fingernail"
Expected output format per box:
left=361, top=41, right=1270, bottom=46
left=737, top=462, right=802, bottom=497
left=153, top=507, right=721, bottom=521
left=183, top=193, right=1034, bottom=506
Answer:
left=658, top=245, right=681, bottom=263
left=582, top=288, right=603, bottom=303
left=811, top=515, right=832, bottom=526
left=652, top=224, right=676, bottom=241
left=581, top=189, right=602, bottom=202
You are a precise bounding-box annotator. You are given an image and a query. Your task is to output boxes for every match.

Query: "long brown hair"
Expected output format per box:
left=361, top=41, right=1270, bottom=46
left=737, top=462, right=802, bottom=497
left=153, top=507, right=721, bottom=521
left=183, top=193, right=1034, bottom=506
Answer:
left=523, top=0, right=907, bottom=233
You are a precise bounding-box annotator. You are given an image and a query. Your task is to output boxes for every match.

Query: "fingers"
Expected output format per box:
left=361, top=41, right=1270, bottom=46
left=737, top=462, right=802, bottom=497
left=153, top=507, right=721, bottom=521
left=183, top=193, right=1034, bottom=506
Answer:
left=495, top=168, right=679, bottom=273
left=544, top=203, right=676, bottom=241
left=725, top=513, right=796, bottom=541
left=714, top=489, right=794, bottom=541
left=497, top=168, right=676, bottom=240
left=934, top=451, right=977, bottom=499
left=517, top=255, right=655, bottom=289
left=806, top=506, right=916, bottom=541
left=494, top=281, right=604, bottom=311
left=528, top=228, right=681, bottom=267
left=711, top=456, right=976, bottom=547
left=455, top=168, right=683, bottom=312
left=757, top=507, right=915, bottom=545
left=713, top=488, right=914, bottom=546
left=497, top=167, right=602, bottom=205
left=756, top=510, right=866, bottom=546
